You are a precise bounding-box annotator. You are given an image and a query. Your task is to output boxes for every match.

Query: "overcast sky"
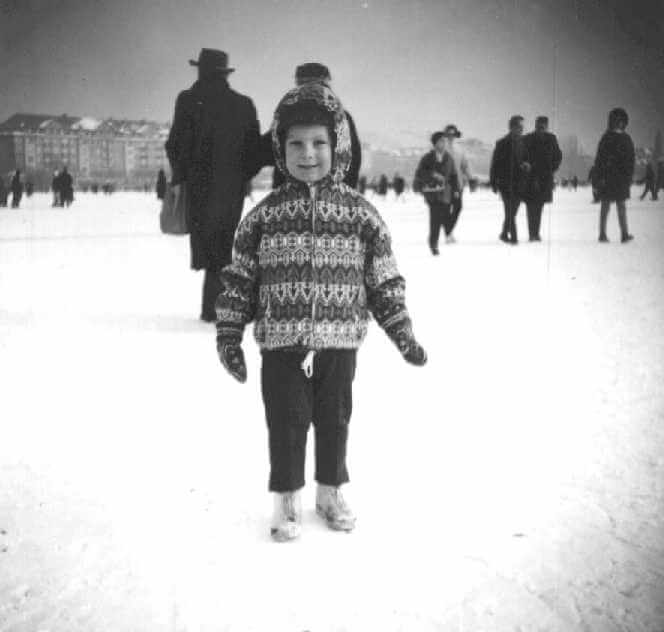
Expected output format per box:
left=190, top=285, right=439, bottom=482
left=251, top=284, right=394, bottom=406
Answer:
left=1, top=0, right=663, bottom=150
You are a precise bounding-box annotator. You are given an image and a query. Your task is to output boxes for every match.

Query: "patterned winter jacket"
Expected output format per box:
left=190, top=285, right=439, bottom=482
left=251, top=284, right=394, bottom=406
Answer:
left=215, top=83, right=412, bottom=352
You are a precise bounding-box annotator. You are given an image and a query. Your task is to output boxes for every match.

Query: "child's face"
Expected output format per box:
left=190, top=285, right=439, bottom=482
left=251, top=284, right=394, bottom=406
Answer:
left=284, top=124, right=332, bottom=183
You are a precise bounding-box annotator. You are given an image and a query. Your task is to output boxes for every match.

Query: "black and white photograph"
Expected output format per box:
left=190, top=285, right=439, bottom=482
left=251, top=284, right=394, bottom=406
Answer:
left=1, top=0, right=663, bottom=630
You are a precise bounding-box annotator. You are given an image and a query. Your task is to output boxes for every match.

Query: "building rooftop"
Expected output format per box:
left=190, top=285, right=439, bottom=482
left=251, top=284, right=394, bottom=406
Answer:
left=0, top=113, right=170, bottom=137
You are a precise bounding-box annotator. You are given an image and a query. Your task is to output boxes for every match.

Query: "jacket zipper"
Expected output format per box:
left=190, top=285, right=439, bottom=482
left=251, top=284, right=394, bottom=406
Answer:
left=309, top=183, right=317, bottom=342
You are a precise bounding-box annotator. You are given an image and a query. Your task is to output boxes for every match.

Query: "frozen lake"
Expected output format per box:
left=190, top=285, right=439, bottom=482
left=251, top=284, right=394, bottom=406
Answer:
left=1, top=188, right=663, bottom=631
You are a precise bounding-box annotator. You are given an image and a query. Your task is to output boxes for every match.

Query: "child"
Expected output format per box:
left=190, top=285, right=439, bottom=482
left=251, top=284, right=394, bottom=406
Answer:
left=215, top=82, right=427, bottom=542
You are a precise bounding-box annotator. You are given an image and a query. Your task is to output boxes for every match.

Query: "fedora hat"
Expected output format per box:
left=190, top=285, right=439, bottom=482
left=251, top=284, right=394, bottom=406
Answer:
left=189, top=48, right=234, bottom=73
left=442, top=124, right=461, bottom=138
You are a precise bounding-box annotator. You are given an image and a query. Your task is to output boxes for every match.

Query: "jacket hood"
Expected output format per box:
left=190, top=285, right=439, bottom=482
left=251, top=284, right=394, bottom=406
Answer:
left=271, top=82, right=351, bottom=185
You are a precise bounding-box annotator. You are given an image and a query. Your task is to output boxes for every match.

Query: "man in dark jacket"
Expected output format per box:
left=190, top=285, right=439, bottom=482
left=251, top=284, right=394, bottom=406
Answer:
left=490, top=115, right=529, bottom=244
left=257, top=63, right=362, bottom=189
left=522, top=116, right=563, bottom=241
left=165, top=49, right=261, bottom=322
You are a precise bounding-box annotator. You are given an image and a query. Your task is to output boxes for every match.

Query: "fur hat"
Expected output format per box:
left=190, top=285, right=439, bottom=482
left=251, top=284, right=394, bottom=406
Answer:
left=295, top=62, right=332, bottom=86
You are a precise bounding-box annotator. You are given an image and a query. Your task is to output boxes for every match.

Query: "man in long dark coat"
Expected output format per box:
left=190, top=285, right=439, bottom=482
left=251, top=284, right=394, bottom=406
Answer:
left=257, top=62, right=362, bottom=189
left=490, top=115, right=529, bottom=244
left=166, top=49, right=260, bottom=322
left=522, top=116, right=563, bottom=241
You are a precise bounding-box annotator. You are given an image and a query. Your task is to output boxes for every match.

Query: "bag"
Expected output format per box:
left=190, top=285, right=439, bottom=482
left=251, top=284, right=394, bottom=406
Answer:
left=160, top=184, right=189, bottom=235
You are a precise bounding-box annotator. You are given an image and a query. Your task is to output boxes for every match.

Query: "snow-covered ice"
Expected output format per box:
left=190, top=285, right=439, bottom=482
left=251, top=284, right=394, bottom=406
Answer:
left=1, top=188, right=663, bottom=631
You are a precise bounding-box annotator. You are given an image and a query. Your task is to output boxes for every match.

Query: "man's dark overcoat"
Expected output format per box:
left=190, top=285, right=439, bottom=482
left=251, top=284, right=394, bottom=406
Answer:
left=522, top=131, right=562, bottom=204
left=165, top=77, right=260, bottom=270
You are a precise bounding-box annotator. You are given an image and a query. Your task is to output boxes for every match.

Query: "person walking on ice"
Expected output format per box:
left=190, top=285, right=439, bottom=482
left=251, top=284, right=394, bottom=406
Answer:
left=592, top=107, right=635, bottom=243
left=214, top=82, right=427, bottom=542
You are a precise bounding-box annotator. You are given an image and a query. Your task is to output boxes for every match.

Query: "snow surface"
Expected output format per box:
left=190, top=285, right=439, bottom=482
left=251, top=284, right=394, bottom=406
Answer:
left=1, top=188, right=663, bottom=631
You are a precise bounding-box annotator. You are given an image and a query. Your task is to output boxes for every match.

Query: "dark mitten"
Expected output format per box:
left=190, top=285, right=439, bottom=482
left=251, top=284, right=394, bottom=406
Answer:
left=217, top=340, right=247, bottom=383
left=388, top=324, right=427, bottom=366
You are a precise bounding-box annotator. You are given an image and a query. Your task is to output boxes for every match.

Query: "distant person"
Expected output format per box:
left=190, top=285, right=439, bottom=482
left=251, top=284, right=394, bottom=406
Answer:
left=0, top=176, right=7, bottom=207
left=60, top=167, right=74, bottom=207
left=10, top=170, right=23, bottom=208
left=522, top=115, right=562, bottom=241
left=392, top=172, right=406, bottom=200
left=490, top=115, right=529, bottom=244
left=571, top=175, right=578, bottom=191
left=258, top=62, right=362, bottom=189
left=165, top=48, right=260, bottom=322
left=640, top=162, right=657, bottom=201
left=439, top=124, right=472, bottom=243
left=377, top=174, right=389, bottom=197
left=156, top=168, right=167, bottom=200
left=51, top=170, right=61, bottom=207
left=357, top=175, right=367, bottom=195
left=592, top=107, right=635, bottom=243
left=25, top=181, right=34, bottom=197
left=657, top=158, right=664, bottom=194
left=414, top=131, right=458, bottom=255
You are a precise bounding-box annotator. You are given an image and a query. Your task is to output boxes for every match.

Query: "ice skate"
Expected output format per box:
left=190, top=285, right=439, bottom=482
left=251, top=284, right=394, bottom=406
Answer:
left=446, top=233, right=457, bottom=244
left=270, top=491, right=302, bottom=542
left=621, top=234, right=634, bottom=243
left=316, top=484, right=356, bottom=532
left=598, top=234, right=610, bottom=243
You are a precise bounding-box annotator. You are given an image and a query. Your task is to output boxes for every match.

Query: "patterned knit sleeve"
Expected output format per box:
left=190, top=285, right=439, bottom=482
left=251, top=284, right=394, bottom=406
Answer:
left=215, top=209, right=262, bottom=344
left=364, top=206, right=412, bottom=337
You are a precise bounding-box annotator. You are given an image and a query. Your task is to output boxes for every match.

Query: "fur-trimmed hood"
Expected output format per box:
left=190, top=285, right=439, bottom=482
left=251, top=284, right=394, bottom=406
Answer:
left=270, top=82, right=352, bottom=185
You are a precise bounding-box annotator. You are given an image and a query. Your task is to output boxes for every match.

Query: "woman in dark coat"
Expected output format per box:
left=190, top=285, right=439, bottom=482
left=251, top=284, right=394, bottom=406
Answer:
left=165, top=49, right=261, bottom=321
left=592, top=107, right=635, bottom=243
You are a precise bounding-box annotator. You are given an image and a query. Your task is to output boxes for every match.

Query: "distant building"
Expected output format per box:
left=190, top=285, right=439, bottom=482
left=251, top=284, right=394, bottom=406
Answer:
left=0, top=113, right=170, bottom=190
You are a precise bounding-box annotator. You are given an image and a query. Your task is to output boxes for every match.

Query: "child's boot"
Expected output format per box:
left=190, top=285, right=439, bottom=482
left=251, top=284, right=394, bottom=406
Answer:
left=316, top=484, right=356, bottom=532
left=270, top=490, right=302, bottom=542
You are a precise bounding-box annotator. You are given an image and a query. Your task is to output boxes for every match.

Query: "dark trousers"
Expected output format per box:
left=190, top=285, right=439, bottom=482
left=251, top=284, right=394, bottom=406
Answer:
left=500, top=193, right=521, bottom=242
left=261, top=350, right=357, bottom=493
left=525, top=202, right=544, bottom=239
left=11, top=192, right=22, bottom=208
left=427, top=200, right=445, bottom=250
left=200, top=228, right=234, bottom=320
left=427, top=198, right=460, bottom=249
left=444, top=197, right=462, bottom=236
left=640, top=182, right=658, bottom=200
